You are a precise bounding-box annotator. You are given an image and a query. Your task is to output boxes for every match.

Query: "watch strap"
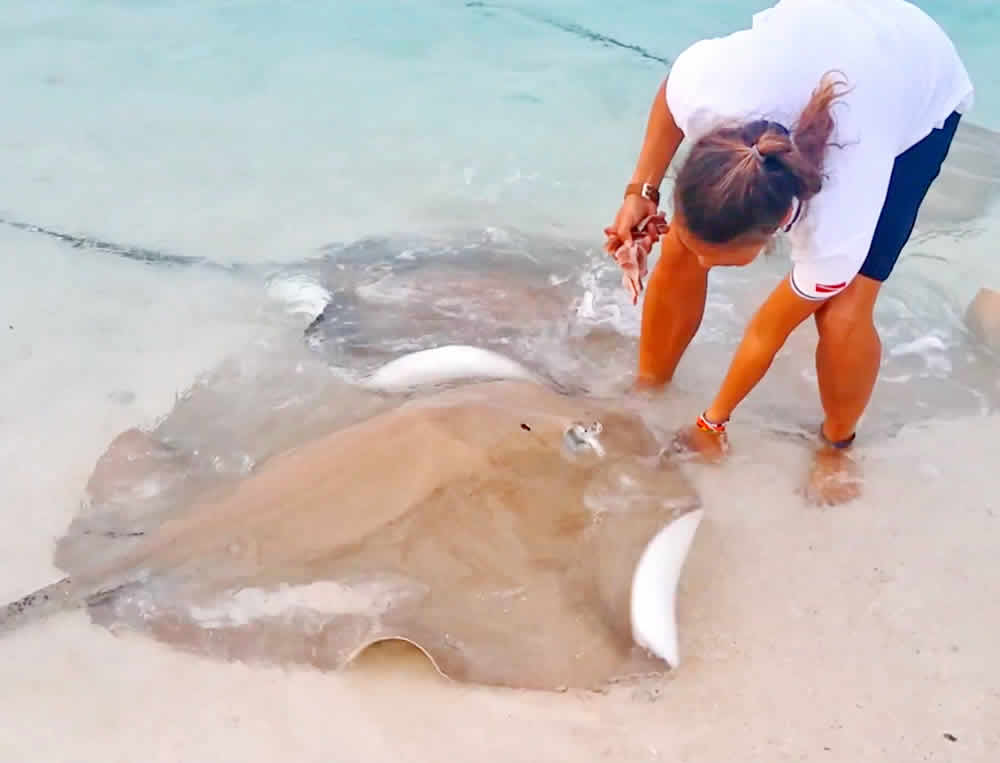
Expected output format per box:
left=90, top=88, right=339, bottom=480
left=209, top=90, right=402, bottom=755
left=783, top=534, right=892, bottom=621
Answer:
left=624, top=182, right=660, bottom=205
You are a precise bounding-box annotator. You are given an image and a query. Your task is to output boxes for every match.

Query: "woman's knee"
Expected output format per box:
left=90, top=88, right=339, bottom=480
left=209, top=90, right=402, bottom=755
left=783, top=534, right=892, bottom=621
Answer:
left=814, top=296, right=877, bottom=348
left=814, top=276, right=883, bottom=347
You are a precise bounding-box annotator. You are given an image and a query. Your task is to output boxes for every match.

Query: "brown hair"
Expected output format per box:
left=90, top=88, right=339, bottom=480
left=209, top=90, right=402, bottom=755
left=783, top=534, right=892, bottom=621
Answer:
left=673, top=72, right=849, bottom=245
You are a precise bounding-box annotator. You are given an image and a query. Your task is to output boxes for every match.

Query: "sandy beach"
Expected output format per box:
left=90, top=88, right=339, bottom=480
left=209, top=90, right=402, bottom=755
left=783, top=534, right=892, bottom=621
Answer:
left=2, top=232, right=997, bottom=760
left=2, top=408, right=997, bottom=761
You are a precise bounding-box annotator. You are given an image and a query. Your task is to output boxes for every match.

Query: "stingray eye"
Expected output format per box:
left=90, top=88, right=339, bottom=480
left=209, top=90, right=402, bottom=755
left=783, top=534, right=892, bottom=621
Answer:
left=563, top=423, right=589, bottom=450
left=563, top=421, right=606, bottom=457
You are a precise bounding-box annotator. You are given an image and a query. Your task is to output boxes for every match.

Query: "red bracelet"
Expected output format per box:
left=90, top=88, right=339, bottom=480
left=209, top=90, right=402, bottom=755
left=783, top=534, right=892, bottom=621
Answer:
left=696, top=411, right=728, bottom=434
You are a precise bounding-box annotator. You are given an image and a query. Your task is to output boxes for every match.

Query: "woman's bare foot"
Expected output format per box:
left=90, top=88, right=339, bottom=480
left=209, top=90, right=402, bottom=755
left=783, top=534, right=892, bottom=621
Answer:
left=802, top=445, right=862, bottom=507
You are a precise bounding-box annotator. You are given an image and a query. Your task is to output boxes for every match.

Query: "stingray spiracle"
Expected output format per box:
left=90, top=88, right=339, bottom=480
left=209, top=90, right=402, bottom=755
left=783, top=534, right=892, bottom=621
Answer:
left=563, top=421, right=605, bottom=457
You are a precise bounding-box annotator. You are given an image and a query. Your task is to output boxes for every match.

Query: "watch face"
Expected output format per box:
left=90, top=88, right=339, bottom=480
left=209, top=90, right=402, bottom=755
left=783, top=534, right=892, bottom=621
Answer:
left=624, top=183, right=659, bottom=204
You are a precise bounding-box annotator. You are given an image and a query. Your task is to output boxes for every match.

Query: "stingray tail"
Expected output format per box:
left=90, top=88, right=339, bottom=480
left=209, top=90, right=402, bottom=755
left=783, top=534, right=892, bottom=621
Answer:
left=0, top=577, right=127, bottom=636
left=1, top=513, right=196, bottom=638
left=1, top=578, right=80, bottom=635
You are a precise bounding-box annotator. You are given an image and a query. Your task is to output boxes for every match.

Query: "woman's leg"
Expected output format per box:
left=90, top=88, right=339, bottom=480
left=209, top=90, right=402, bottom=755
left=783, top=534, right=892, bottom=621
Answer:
left=814, top=110, right=961, bottom=437
left=813, top=274, right=884, bottom=442
left=803, top=113, right=960, bottom=505
left=635, top=228, right=710, bottom=388
left=805, top=275, right=882, bottom=505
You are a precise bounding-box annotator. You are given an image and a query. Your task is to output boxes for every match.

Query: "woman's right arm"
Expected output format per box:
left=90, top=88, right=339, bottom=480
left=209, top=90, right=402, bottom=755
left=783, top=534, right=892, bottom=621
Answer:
left=630, top=78, right=685, bottom=192
left=605, top=78, right=686, bottom=252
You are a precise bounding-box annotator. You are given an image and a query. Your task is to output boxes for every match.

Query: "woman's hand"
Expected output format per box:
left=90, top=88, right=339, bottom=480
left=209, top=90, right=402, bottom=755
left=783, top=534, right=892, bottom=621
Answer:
left=603, top=197, right=667, bottom=303
left=603, top=194, right=658, bottom=255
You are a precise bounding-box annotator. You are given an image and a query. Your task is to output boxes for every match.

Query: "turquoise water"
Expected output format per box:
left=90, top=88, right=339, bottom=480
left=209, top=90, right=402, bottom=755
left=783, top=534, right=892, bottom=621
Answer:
left=1, top=0, right=999, bottom=459
left=2, top=1, right=997, bottom=263
left=1, top=1, right=999, bottom=479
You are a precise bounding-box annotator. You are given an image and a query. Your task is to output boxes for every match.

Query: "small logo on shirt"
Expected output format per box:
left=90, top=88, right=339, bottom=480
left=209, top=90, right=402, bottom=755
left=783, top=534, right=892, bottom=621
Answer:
left=814, top=281, right=847, bottom=293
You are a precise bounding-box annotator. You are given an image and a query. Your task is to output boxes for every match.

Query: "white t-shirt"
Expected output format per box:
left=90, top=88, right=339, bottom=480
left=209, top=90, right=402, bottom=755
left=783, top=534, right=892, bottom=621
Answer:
left=665, top=0, right=975, bottom=299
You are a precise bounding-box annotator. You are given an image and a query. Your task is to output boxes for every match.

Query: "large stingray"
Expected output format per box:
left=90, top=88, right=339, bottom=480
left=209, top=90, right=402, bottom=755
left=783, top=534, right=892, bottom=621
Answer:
left=1, top=347, right=704, bottom=692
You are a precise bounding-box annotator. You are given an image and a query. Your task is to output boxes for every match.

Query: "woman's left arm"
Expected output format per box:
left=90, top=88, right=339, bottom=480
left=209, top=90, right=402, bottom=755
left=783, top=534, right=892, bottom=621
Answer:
left=703, top=275, right=826, bottom=424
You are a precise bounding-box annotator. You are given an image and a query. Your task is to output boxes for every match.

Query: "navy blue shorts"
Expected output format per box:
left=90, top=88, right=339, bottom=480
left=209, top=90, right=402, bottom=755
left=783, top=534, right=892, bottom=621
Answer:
left=858, top=110, right=961, bottom=282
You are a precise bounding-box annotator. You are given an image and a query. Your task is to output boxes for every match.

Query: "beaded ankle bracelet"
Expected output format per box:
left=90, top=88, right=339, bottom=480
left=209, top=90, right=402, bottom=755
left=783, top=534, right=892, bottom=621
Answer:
left=696, top=411, right=728, bottom=434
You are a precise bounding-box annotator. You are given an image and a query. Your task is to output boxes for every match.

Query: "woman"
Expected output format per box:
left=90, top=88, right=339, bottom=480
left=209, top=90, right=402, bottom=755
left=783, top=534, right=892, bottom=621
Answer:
left=604, top=0, right=974, bottom=505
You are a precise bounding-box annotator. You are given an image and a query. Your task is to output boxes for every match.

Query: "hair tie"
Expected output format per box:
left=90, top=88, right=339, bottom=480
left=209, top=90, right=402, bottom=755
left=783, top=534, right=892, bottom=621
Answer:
left=749, top=144, right=764, bottom=162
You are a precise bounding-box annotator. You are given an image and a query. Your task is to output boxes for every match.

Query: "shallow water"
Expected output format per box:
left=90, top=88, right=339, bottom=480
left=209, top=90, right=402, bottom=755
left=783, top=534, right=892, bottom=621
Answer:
left=2, top=1, right=1000, bottom=761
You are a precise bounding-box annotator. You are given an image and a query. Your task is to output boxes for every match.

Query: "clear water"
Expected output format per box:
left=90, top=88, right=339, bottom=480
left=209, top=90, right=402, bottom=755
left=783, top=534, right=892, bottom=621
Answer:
left=1, top=0, right=998, bottom=518
left=1, top=2, right=1000, bottom=759
left=3, top=0, right=997, bottom=260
